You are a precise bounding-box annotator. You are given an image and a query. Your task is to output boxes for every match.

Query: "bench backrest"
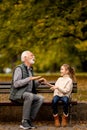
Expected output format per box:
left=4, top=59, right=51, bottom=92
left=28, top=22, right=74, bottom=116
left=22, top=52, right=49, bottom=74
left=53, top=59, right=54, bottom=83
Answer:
left=0, top=82, right=77, bottom=94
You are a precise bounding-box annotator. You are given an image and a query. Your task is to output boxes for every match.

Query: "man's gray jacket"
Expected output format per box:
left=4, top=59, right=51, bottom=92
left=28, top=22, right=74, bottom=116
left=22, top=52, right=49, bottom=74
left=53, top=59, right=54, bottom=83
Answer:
left=9, top=64, right=37, bottom=101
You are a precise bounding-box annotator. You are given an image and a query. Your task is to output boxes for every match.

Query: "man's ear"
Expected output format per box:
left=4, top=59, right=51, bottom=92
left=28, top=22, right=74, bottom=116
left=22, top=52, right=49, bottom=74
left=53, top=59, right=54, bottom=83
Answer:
left=24, top=56, right=27, bottom=60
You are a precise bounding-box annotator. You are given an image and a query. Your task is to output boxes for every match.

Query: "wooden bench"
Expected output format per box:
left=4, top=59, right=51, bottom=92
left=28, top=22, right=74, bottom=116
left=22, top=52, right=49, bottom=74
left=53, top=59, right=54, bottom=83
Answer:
left=0, top=82, right=77, bottom=124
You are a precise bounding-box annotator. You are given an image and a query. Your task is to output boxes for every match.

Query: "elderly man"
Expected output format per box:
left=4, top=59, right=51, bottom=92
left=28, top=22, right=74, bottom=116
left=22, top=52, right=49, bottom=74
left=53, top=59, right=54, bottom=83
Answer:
left=9, top=50, right=44, bottom=129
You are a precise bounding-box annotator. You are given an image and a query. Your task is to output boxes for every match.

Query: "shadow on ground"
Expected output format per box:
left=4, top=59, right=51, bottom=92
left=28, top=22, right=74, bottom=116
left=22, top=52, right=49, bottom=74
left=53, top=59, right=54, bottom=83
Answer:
left=0, top=121, right=87, bottom=130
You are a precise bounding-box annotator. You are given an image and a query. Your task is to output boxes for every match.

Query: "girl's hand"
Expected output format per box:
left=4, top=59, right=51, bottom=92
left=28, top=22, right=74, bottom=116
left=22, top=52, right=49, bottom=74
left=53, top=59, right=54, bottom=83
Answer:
left=50, top=86, right=56, bottom=91
left=38, top=78, right=46, bottom=83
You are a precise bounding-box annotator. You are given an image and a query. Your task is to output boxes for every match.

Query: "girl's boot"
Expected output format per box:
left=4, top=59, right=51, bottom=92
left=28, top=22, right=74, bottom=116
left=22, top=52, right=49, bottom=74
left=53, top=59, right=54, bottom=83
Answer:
left=61, top=113, right=68, bottom=127
left=53, top=114, right=60, bottom=127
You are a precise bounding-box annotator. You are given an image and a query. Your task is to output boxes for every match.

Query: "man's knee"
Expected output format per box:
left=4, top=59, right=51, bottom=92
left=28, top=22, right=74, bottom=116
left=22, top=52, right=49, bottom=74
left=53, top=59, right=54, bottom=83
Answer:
left=23, top=92, right=33, bottom=101
left=38, top=95, right=44, bottom=103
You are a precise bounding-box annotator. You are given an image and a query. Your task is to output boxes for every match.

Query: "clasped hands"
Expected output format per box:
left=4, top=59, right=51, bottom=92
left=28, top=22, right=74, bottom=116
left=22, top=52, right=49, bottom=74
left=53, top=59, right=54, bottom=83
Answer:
left=29, top=76, right=56, bottom=91
left=29, top=76, right=47, bottom=84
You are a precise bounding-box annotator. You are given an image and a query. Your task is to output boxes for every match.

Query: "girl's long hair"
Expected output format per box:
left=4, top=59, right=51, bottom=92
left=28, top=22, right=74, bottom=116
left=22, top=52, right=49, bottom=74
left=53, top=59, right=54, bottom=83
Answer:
left=62, top=64, right=76, bottom=82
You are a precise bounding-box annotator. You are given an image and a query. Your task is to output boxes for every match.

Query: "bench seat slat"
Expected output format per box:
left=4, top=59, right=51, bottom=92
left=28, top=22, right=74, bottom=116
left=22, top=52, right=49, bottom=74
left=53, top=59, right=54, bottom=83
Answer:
left=0, top=100, right=77, bottom=106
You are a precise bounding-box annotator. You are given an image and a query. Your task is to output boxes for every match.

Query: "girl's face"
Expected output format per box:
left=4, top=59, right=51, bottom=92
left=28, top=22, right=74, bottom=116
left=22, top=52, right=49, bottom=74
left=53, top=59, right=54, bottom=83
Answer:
left=60, top=65, right=69, bottom=76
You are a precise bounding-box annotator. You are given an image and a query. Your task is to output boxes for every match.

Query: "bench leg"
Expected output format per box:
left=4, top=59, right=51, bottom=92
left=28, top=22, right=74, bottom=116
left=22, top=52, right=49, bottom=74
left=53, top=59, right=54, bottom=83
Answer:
left=69, top=103, right=78, bottom=126
left=69, top=104, right=72, bottom=126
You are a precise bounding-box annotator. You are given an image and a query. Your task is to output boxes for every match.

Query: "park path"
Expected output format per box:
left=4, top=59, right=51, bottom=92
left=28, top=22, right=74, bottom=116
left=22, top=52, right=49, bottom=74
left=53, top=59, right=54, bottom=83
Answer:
left=0, top=121, right=87, bottom=130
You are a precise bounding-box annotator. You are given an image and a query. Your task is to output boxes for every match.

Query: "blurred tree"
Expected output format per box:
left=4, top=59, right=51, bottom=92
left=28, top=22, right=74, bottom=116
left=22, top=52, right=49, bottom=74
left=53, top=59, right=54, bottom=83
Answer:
left=75, top=40, right=87, bottom=71
left=0, top=0, right=87, bottom=72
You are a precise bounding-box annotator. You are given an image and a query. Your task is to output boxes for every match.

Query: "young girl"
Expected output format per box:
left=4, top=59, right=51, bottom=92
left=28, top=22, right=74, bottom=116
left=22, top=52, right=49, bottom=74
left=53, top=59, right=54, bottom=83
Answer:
left=44, top=64, right=76, bottom=127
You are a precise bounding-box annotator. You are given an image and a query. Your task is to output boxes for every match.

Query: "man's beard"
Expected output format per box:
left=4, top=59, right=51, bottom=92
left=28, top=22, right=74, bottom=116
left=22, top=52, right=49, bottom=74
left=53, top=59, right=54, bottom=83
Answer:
left=29, top=59, right=35, bottom=64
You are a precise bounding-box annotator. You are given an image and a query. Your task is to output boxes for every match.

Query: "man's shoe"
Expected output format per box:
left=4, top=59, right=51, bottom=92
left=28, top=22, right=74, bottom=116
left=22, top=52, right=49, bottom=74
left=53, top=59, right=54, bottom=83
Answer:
left=20, top=120, right=32, bottom=129
left=28, top=120, right=37, bottom=129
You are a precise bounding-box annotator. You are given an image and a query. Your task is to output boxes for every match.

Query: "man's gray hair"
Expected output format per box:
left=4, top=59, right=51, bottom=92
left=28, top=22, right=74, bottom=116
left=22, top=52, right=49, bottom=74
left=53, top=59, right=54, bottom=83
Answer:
left=21, top=51, right=30, bottom=62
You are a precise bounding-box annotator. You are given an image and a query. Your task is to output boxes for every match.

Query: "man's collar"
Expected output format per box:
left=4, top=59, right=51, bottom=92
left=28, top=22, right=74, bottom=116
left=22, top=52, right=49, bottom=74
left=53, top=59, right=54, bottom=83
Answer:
left=23, top=63, right=33, bottom=71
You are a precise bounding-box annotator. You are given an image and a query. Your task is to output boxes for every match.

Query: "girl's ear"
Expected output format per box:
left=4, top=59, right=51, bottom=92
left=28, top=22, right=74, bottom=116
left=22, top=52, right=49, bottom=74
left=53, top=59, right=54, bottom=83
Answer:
left=66, top=69, right=69, bottom=74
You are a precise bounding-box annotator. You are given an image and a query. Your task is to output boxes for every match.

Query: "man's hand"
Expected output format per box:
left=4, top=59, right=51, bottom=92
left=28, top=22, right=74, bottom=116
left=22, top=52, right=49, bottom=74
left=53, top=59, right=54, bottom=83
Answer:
left=29, top=76, right=41, bottom=80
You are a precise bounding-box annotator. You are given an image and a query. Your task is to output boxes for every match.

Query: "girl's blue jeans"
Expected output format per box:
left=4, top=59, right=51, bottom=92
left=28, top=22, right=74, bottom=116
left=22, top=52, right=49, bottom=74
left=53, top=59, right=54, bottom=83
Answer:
left=52, top=95, right=69, bottom=115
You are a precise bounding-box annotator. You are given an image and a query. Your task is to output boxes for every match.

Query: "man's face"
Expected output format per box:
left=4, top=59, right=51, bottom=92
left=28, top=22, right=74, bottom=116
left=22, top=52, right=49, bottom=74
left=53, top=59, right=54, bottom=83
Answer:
left=27, top=52, right=35, bottom=65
